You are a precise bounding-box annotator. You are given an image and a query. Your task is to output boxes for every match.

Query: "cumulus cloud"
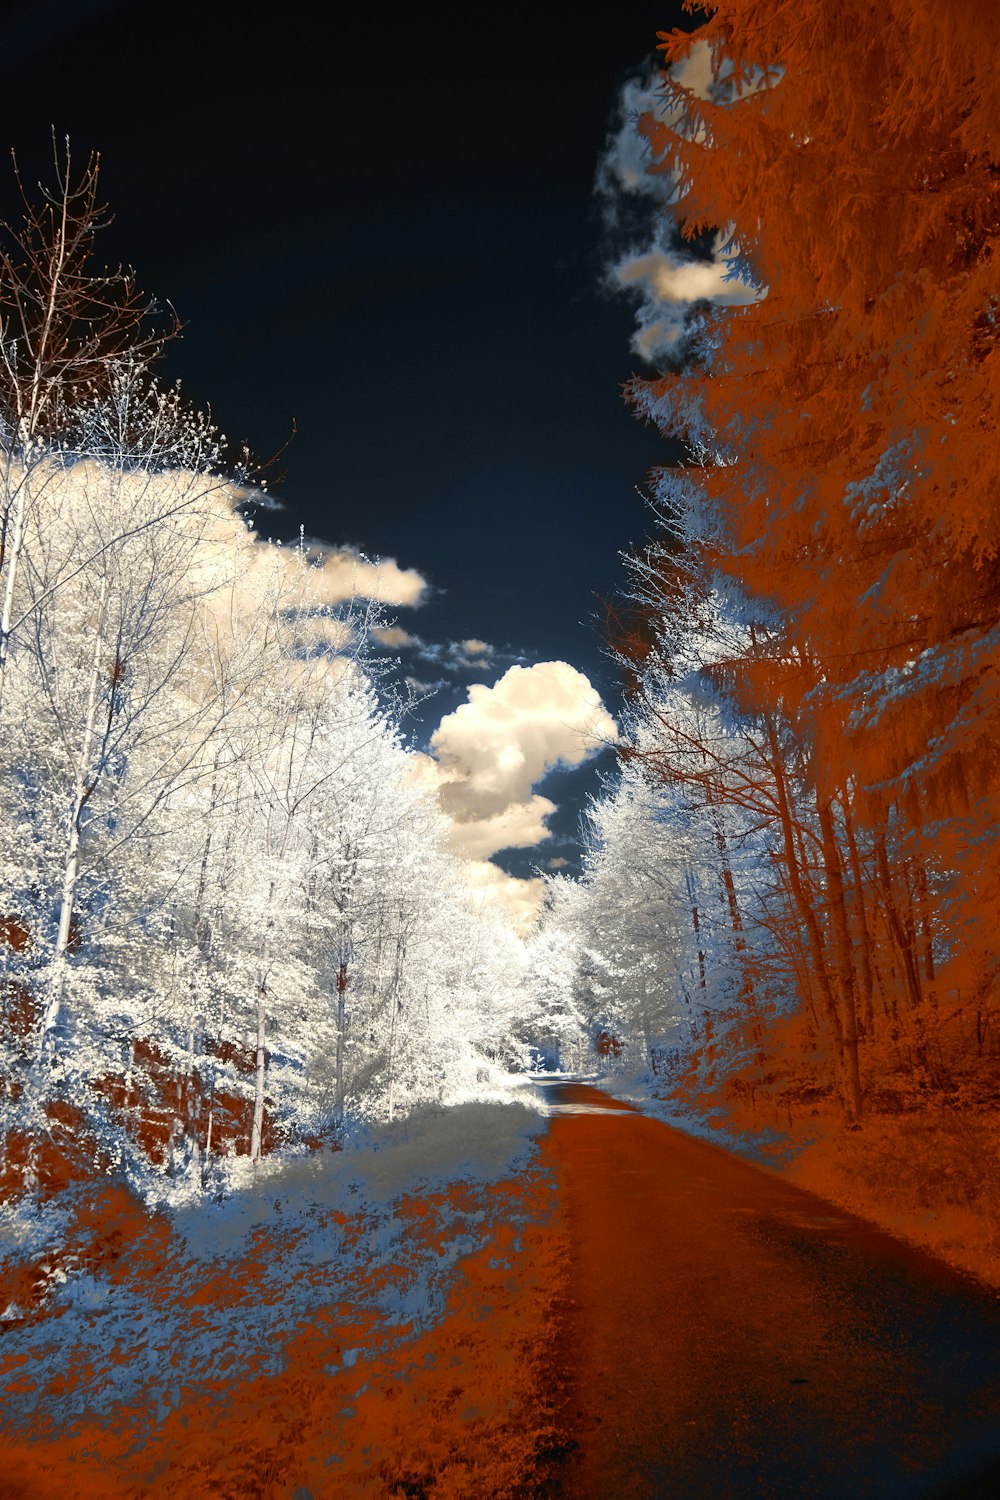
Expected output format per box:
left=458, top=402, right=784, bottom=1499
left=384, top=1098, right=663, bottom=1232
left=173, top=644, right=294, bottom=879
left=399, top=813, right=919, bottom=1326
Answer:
left=189, top=493, right=428, bottom=618
left=372, top=624, right=418, bottom=648
left=430, top=662, right=617, bottom=823
left=614, top=236, right=760, bottom=359
left=596, top=43, right=716, bottom=210
left=421, top=636, right=508, bottom=673
left=404, top=675, right=446, bottom=697
left=370, top=629, right=515, bottom=676
left=464, top=861, right=546, bottom=938
left=424, top=660, right=617, bottom=873
left=451, top=638, right=493, bottom=670
left=308, top=545, right=427, bottom=608
left=598, top=41, right=765, bottom=362
left=546, top=856, right=570, bottom=870
left=407, top=662, right=616, bottom=927
left=445, top=794, right=557, bottom=861
left=596, top=73, right=676, bottom=207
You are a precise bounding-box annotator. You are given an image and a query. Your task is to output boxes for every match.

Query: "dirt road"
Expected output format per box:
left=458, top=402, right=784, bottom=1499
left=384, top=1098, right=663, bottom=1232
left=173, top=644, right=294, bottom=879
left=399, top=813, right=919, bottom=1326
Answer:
left=538, top=1080, right=1000, bottom=1499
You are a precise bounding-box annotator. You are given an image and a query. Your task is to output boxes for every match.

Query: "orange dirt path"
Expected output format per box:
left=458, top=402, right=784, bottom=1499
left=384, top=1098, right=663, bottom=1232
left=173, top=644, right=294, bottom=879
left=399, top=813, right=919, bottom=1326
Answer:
left=538, top=1080, right=1000, bottom=1499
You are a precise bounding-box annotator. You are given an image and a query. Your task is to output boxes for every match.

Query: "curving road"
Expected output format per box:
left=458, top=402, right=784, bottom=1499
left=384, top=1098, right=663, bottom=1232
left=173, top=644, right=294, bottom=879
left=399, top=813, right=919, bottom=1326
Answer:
left=537, top=1079, right=1000, bottom=1499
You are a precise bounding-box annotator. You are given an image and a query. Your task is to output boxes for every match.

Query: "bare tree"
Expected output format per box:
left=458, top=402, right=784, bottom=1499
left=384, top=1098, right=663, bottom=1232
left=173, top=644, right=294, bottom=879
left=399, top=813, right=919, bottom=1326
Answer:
left=0, top=135, right=176, bottom=714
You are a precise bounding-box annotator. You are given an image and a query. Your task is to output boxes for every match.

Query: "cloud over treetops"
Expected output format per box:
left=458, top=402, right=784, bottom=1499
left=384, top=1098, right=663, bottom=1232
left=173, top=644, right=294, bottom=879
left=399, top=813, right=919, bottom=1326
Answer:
left=419, top=660, right=617, bottom=864
left=597, top=41, right=763, bottom=361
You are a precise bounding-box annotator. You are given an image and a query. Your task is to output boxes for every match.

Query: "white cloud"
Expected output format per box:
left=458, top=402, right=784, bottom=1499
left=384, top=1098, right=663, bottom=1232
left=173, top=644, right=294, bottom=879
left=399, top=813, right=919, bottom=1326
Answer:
left=464, top=861, right=545, bottom=938
left=404, top=635, right=511, bottom=674
left=596, top=44, right=716, bottom=210
left=448, top=637, right=494, bottom=670
left=597, top=42, right=765, bottom=362
left=676, top=38, right=716, bottom=102
left=374, top=631, right=515, bottom=675
left=408, top=747, right=551, bottom=930
left=410, top=663, right=618, bottom=928
left=429, top=661, right=617, bottom=827
left=372, top=624, right=418, bottom=648
left=404, top=675, right=445, bottom=697
left=546, top=856, right=569, bottom=870
left=615, top=236, right=760, bottom=359
left=596, top=73, right=675, bottom=206
left=310, top=545, right=427, bottom=608
left=447, top=794, right=557, bottom=861
left=616, top=246, right=750, bottom=306
left=188, top=494, right=429, bottom=617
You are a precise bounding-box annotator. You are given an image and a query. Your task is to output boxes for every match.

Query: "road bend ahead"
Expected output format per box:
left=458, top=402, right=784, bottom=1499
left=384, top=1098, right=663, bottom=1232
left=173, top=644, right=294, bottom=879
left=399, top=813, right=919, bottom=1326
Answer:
left=537, top=1079, right=1000, bottom=1500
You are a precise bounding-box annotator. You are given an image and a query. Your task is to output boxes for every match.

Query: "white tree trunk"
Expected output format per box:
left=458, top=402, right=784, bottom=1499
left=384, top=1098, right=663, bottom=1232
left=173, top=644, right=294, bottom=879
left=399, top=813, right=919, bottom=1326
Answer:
left=250, top=987, right=267, bottom=1163
left=386, top=933, right=406, bottom=1122
left=36, top=572, right=109, bottom=1063
left=0, top=479, right=27, bottom=717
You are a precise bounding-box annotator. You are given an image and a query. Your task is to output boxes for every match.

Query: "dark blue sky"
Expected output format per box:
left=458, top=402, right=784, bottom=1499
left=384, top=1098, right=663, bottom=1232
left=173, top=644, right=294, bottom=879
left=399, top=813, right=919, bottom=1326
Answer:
left=0, top=0, right=690, bottom=877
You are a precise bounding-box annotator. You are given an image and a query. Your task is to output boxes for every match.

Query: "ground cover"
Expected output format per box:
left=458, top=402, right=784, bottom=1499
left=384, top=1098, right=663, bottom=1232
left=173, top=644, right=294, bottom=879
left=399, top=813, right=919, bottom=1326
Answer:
left=0, top=1097, right=570, bottom=1499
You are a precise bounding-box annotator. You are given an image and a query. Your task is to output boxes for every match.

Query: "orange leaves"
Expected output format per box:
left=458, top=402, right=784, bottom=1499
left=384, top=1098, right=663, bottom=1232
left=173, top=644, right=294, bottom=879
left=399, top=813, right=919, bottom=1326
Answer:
left=607, top=1, right=1000, bottom=1124
left=634, top=1, right=1000, bottom=823
left=0, top=1169, right=564, bottom=1498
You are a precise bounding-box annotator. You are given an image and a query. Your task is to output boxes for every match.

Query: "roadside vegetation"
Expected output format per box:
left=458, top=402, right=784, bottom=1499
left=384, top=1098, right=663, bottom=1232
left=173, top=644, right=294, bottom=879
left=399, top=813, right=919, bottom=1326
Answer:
left=528, top=0, right=1000, bottom=1285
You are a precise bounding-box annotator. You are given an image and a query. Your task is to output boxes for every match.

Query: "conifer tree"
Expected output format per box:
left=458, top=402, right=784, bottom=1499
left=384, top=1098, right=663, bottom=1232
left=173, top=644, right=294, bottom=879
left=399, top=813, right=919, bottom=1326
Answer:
left=623, top=0, right=1000, bottom=1102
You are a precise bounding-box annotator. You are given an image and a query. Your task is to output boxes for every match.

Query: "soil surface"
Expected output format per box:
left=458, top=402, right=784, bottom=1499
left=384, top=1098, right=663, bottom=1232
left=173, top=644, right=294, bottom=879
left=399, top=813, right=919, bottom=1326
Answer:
left=537, top=1078, right=1000, bottom=1499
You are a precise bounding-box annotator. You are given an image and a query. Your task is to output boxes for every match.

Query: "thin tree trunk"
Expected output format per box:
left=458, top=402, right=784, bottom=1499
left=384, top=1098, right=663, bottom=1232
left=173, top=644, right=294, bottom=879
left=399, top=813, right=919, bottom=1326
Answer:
left=335, top=959, right=347, bottom=1120
left=685, top=866, right=707, bottom=994
left=0, top=481, right=27, bottom=717
left=250, top=865, right=281, bottom=1164
left=36, top=571, right=110, bottom=1067
left=706, top=790, right=760, bottom=1051
left=841, top=789, right=875, bottom=1038
left=912, top=856, right=938, bottom=1003
left=817, top=796, right=863, bottom=1123
left=250, top=984, right=267, bottom=1163
left=766, top=720, right=845, bottom=1062
left=386, top=932, right=406, bottom=1122
left=333, top=839, right=357, bottom=1124
left=873, top=836, right=924, bottom=1014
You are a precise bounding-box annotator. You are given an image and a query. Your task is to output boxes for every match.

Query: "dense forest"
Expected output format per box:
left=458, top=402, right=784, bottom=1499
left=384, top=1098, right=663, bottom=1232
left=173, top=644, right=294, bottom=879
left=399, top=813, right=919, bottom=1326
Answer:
left=0, top=150, right=533, bottom=1209
left=2, top=4, right=1000, bottom=1494
left=530, top=0, right=1000, bottom=1141
left=3, top=0, right=1000, bottom=1208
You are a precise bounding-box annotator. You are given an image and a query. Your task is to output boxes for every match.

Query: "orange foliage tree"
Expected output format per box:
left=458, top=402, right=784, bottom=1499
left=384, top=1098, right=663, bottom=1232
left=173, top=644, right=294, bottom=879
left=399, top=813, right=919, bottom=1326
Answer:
left=622, top=0, right=1000, bottom=1117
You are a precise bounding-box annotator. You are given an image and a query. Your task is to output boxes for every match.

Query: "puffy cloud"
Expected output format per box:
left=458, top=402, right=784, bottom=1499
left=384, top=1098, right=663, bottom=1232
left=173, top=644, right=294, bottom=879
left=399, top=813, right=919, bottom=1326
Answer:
left=614, top=236, right=760, bottom=359
left=464, top=861, right=545, bottom=938
left=429, top=661, right=617, bottom=827
left=371, top=629, right=513, bottom=676
left=407, top=748, right=552, bottom=929
left=410, top=663, right=617, bottom=927
left=372, top=624, right=418, bottom=648
left=451, top=638, right=493, bottom=670
left=596, top=43, right=716, bottom=210
left=597, top=42, right=765, bottom=363
left=616, top=246, right=751, bottom=306
left=184, top=487, right=428, bottom=616
left=676, top=38, right=716, bottom=102
left=308, top=545, right=427, bottom=608
left=446, top=794, right=557, bottom=861
left=546, top=856, right=570, bottom=870
left=596, top=73, right=675, bottom=206
left=404, top=675, right=446, bottom=697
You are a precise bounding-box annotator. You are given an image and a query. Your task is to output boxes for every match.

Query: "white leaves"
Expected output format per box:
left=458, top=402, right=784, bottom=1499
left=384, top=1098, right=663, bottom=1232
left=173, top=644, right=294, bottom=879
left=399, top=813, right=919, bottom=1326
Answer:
left=0, top=442, right=536, bottom=1183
